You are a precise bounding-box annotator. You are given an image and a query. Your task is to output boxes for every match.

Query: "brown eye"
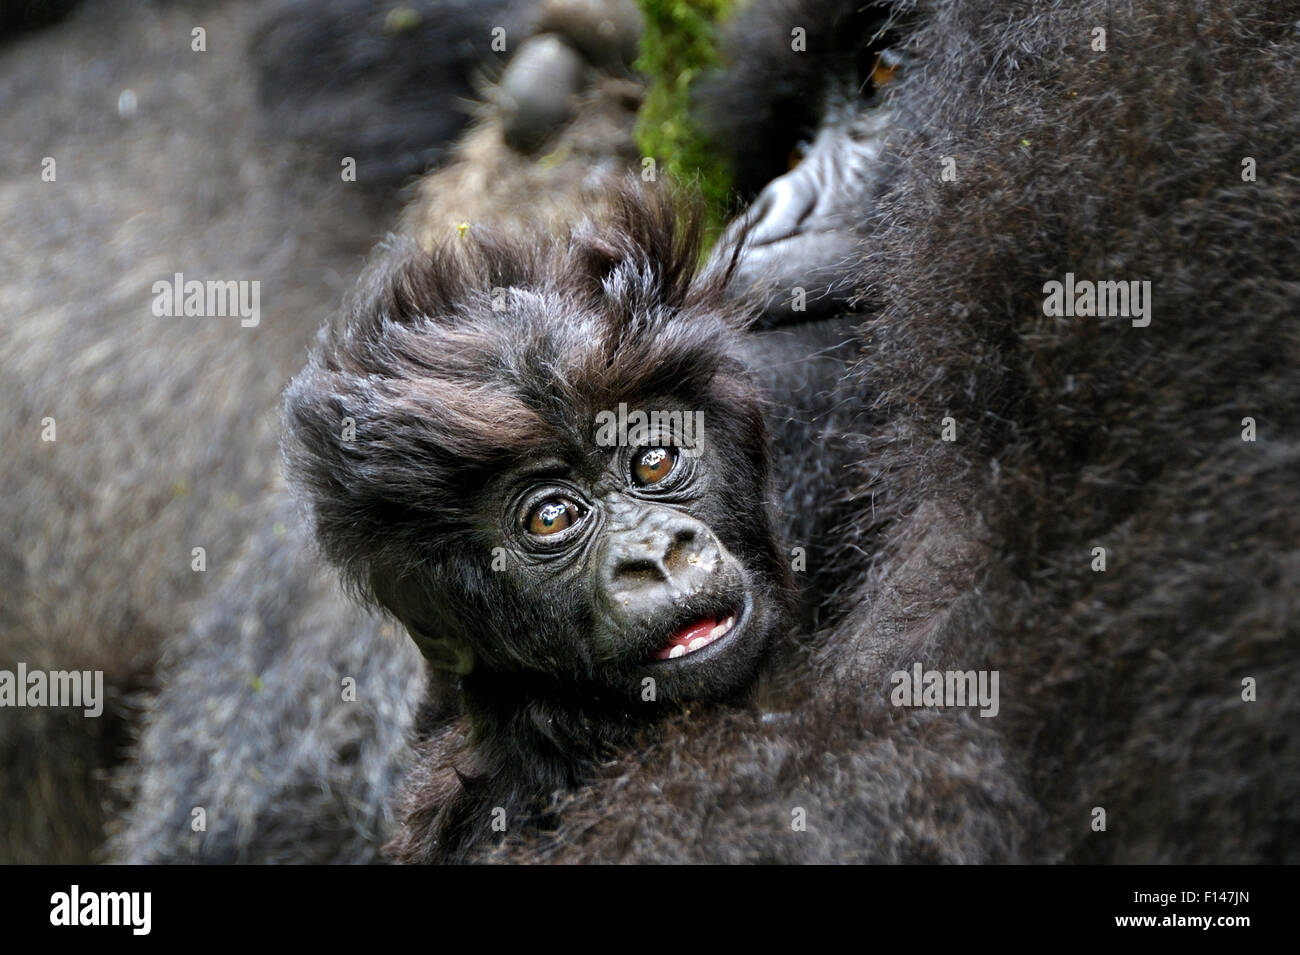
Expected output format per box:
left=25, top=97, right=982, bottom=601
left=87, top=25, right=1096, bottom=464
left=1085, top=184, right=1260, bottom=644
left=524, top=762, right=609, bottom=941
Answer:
left=632, top=446, right=678, bottom=487
left=871, top=49, right=903, bottom=89
left=526, top=499, right=582, bottom=536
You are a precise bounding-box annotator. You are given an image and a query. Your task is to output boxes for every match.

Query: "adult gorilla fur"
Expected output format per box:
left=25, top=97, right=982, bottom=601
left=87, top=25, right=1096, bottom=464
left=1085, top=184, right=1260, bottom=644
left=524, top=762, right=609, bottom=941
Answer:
left=112, top=0, right=1299, bottom=863
left=397, top=0, right=1300, bottom=863
left=476, top=0, right=1299, bottom=863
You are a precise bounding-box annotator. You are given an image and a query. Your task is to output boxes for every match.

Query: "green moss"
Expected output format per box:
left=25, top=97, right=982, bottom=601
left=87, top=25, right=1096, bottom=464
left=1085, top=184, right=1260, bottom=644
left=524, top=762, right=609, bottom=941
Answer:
left=633, top=0, right=736, bottom=234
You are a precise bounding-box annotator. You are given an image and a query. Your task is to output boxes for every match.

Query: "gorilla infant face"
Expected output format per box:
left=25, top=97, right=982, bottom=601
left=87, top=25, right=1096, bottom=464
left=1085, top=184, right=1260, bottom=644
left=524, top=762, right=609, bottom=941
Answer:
left=488, top=414, right=785, bottom=702
left=285, top=190, right=793, bottom=708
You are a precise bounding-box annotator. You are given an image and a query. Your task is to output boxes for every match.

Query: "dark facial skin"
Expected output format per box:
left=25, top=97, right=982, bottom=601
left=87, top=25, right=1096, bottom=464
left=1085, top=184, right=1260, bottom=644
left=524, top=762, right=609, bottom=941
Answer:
left=716, top=94, right=896, bottom=326
left=482, top=411, right=785, bottom=706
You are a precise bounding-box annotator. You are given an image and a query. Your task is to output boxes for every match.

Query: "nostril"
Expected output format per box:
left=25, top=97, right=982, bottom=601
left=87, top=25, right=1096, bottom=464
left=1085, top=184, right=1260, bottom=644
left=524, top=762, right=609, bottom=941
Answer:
left=663, top=527, right=701, bottom=575
left=604, top=517, right=714, bottom=596
left=614, top=557, right=664, bottom=586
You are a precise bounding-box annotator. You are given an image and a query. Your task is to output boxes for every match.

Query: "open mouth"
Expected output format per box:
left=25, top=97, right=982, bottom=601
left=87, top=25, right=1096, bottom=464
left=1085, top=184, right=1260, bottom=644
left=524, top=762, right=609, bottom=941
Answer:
left=652, top=608, right=741, bottom=661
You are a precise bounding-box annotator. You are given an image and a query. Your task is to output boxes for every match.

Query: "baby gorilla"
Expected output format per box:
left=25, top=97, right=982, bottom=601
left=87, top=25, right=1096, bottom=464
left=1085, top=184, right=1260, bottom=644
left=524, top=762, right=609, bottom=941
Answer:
left=283, top=185, right=802, bottom=861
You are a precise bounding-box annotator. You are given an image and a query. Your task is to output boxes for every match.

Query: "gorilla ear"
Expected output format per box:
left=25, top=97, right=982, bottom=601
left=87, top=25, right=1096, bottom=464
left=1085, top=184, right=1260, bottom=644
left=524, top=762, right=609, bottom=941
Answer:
left=407, top=628, right=475, bottom=675
left=367, top=572, right=475, bottom=674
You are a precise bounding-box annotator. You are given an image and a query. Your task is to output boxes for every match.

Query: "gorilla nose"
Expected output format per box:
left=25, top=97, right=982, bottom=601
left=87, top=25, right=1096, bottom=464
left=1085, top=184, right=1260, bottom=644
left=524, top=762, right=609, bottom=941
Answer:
left=601, top=511, right=722, bottom=608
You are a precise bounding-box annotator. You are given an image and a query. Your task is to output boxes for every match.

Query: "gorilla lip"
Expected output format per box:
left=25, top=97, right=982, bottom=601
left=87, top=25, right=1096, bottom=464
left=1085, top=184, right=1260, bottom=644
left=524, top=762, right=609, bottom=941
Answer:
left=654, top=612, right=738, bottom=661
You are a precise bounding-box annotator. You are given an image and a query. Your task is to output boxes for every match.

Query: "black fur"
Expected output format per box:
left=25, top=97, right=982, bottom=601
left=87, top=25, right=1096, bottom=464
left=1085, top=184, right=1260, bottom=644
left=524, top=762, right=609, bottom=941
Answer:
left=283, top=184, right=846, bottom=862
left=468, top=0, right=1300, bottom=862
left=249, top=0, right=529, bottom=184
left=699, top=0, right=899, bottom=199
left=104, top=0, right=1300, bottom=864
